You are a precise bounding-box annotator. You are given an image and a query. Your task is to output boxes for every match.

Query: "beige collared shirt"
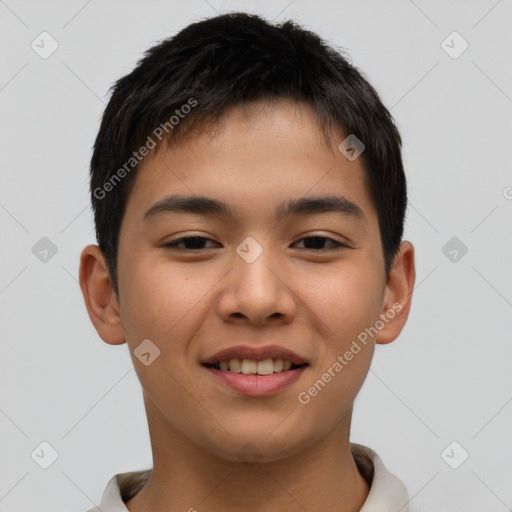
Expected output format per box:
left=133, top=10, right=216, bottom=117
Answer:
left=86, top=443, right=409, bottom=512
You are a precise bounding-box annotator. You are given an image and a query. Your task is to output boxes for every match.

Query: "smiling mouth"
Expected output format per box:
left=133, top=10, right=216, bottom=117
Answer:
left=203, top=358, right=309, bottom=375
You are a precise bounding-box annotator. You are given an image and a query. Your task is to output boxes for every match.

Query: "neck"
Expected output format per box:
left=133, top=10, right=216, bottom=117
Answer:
left=126, top=404, right=370, bottom=512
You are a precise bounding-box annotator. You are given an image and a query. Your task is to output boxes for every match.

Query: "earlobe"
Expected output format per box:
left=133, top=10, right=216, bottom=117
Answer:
left=375, top=241, right=416, bottom=345
left=79, top=244, right=126, bottom=345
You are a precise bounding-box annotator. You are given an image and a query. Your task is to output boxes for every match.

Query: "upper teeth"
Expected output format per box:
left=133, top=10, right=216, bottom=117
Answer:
left=217, top=358, right=294, bottom=375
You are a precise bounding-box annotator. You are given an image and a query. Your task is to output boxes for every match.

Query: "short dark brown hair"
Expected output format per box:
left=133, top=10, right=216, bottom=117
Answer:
left=89, top=12, right=407, bottom=297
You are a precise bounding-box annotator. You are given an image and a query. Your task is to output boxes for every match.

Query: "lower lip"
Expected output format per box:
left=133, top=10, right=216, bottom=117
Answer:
left=203, top=365, right=308, bottom=396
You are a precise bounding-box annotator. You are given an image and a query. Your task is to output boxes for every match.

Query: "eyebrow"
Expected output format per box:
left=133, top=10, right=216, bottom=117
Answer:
left=142, top=193, right=366, bottom=224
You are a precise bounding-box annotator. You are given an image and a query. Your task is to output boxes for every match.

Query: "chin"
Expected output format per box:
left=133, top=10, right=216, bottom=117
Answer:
left=197, top=425, right=311, bottom=464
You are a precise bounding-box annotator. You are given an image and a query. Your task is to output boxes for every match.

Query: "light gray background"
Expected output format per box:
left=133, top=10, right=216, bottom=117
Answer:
left=1, top=0, right=511, bottom=510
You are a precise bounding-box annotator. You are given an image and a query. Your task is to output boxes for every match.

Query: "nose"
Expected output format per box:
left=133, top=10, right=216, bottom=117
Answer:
left=216, top=242, right=297, bottom=326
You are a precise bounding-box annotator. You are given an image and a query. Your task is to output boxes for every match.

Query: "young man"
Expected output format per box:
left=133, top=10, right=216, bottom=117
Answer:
left=79, top=11, right=415, bottom=512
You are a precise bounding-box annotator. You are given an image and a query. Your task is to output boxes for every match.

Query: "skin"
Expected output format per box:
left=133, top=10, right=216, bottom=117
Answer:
left=79, top=98, right=415, bottom=512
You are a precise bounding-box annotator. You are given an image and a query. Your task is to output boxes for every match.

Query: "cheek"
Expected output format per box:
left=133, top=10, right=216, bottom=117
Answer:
left=295, top=267, right=380, bottom=413
left=306, top=265, right=382, bottom=346
left=118, top=259, right=212, bottom=422
left=119, top=253, right=211, bottom=341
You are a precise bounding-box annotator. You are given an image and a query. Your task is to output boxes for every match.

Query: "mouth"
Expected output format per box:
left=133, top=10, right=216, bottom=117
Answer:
left=201, top=345, right=309, bottom=397
left=202, top=361, right=309, bottom=396
left=201, top=345, right=310, bottom=396
left=201, top=344, right=309, bottom=375
left=202, top=358, right=309, bottom=375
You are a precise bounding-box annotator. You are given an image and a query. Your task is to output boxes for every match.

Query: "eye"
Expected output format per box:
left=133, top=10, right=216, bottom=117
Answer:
left=163, top=235, right=348, bottom=251
left=293, top=236, right=347, bottom=251
left=163, top=236, right=218, bottom=250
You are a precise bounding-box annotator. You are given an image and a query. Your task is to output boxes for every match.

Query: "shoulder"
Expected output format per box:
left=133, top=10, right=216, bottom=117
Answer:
left=350, top=442, right=410, bottom=512
left=84, top=469, right=152, bottom=512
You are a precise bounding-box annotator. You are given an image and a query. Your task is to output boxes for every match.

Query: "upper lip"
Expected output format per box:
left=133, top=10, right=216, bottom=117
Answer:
left=202, top=345, right=308, bottom=366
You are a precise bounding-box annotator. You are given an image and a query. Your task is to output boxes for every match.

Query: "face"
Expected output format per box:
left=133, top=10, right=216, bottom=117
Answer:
left=81, top=98, right=414, bottom=463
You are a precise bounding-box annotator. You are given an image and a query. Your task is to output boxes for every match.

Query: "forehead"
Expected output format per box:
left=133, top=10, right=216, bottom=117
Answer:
left=122, top=99, right=377, bottom=230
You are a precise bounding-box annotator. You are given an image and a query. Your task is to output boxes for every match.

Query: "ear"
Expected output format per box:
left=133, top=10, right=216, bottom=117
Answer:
left=79, top=244, right=126, bottom=345
left=375, top=241, right=415, bottom=345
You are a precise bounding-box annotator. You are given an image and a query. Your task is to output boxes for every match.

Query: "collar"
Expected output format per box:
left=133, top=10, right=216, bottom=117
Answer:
left=87, top=443, right=408, bottom=512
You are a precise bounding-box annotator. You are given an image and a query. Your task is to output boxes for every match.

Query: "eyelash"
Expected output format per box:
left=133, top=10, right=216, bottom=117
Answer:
left=163, top=236, right=348, bottom=251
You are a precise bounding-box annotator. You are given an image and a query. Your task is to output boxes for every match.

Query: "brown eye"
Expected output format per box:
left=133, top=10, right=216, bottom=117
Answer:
left=164, top=237, right=218, bottom=250
left=293, top=236, right=347, bottom=250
